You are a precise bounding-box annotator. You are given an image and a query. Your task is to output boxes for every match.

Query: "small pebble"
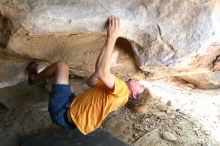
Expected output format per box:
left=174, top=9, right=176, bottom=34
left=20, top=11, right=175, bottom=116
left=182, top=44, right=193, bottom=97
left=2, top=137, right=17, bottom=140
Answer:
left=170, top=115, right=175, bottom=119
left=166, top=109, right=172, bottom=114
left=134, top=133, right=139, bottom=137
left=166, top=100, right=172, bottom=106
left=162, top=132, right=177, bottom=142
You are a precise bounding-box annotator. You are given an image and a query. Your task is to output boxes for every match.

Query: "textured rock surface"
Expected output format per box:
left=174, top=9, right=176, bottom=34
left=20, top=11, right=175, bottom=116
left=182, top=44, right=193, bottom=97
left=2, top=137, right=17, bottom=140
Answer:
left=179, top=44, right=220, bottom=89
left=0, top=0, right=220, bottom=88
left=0, top=50, right=29, bottom=88
left=179, top=72, right=220, bottom=89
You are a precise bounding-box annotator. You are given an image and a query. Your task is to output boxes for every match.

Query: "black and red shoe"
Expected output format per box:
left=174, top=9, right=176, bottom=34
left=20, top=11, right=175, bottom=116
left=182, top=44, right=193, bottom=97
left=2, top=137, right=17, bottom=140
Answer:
left=26, top=62, right=38, bottom=85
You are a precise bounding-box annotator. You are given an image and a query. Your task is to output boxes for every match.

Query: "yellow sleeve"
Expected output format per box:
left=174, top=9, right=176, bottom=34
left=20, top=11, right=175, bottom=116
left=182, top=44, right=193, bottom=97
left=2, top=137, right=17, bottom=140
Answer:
left=107, top=77, right=128, bottom=97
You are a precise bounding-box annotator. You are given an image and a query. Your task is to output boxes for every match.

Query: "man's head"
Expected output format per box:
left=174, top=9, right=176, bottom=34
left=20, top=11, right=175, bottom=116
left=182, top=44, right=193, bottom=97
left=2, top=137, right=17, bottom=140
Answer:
left=126, top=79, right=145, bottom=99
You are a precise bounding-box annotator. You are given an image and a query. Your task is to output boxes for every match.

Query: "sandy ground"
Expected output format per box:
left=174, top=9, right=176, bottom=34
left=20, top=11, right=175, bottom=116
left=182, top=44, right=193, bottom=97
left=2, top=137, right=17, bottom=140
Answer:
left=0, top=79, right=219, bottom=146
left=103, top=100, right=218, bottom=146
left=142, top=79, right=220, bottom=143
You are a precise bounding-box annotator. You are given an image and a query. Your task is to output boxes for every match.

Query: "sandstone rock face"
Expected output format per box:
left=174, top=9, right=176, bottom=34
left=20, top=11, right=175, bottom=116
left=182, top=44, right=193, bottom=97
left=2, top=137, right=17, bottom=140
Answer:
left=179, top=72, right=220, bottom=89
left=0, top=0, right=220, bottom=88
left=0, top=51, right=29, bottom=88
left=178, top=44, right=220, bottom=89
left=0, top=13, right=14, bottom=47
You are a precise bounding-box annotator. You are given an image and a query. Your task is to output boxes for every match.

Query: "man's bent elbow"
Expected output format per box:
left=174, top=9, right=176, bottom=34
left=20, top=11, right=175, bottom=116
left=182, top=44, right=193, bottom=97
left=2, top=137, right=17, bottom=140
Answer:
left=95, top=71, right=108, bottom=81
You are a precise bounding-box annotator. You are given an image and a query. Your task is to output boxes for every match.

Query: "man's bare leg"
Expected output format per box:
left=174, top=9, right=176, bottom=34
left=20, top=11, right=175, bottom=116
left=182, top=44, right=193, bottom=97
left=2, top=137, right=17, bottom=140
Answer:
left=31, top=60, right=69, bottom=84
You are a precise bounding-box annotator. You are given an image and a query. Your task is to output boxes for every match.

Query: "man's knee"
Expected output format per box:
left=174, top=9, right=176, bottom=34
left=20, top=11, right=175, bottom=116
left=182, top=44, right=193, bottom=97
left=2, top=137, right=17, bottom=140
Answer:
left=55, top=61, right=69, bottom=72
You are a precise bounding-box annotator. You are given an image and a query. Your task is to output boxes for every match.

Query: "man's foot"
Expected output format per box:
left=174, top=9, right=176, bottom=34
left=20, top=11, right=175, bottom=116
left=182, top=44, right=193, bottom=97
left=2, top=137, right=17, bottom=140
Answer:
left=26, top=62, right=38, bottom=85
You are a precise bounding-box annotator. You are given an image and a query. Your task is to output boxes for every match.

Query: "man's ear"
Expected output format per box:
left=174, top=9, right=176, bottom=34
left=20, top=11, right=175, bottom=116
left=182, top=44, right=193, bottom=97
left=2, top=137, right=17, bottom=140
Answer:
left=132, top=92, right=137, bottom=99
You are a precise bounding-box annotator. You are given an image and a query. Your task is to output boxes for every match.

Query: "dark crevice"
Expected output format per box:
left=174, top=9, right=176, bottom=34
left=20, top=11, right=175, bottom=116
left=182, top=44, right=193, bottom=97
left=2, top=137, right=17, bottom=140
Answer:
left=0, top=12, right=14, bottom=48
left=116, top=37, right=140, bottom=70
left=156, top=24, right=162, bottom=36
left=0, top=102, right=9, bottom=113
left=212, top=55, right=220, bottom=68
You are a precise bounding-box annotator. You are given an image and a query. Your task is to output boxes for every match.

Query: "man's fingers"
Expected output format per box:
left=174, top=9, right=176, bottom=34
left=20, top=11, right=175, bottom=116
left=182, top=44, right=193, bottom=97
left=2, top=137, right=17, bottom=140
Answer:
left=116, top=17, right=120, bottom=28
left=110, top=16, right=114, bottom=27
left=107, top=16, right=120, bottom=39
left=108, top=17, right=112, bottom=27
left=109, top=16, right=120, bottom=28
left=108, top=17, right=111, bottom=27
left=113, top=16, right=117, bottom=27
left=113, top=16, right=120, bottom=28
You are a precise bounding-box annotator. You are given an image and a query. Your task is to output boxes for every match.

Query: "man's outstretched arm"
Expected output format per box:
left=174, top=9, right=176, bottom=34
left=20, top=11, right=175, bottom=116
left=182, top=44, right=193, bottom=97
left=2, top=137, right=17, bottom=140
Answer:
left=86, top=16, right=120, bottom=89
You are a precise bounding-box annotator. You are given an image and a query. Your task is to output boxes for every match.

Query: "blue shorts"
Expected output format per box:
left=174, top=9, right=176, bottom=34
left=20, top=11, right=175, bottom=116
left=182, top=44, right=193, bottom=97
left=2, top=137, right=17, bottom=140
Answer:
left=48, top=84, right=76, bottom=130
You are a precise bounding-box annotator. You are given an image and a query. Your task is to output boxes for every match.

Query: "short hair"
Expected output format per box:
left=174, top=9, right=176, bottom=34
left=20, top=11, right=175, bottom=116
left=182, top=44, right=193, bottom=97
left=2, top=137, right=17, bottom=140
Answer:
left=126, top=89, right=153, bottom=113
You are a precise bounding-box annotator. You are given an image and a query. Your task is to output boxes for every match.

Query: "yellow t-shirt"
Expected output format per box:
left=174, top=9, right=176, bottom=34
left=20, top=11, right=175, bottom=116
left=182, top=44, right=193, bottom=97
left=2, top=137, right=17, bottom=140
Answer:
left=69, top=77, right=129, bottom=135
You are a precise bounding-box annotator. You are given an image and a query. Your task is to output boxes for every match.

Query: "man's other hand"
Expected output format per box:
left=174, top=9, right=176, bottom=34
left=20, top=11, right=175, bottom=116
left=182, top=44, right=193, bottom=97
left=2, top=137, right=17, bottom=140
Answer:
left=107, top=16, right=120, bottom=40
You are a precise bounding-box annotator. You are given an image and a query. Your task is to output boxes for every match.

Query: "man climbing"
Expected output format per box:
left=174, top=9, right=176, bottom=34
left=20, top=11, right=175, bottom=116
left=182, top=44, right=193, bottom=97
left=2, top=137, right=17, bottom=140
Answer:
left=26, top=16, right=145, bottom=135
